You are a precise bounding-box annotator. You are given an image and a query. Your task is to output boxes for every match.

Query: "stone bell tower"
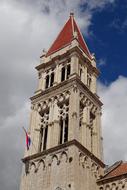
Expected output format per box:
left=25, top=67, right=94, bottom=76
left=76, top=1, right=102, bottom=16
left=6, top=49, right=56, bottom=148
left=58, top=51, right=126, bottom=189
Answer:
left=20, top=13, right=105, bottom=190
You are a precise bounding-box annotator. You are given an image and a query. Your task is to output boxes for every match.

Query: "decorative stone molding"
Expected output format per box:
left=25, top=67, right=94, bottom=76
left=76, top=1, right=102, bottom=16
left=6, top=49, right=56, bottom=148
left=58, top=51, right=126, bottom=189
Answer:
left=37, top=159, right=46, bottom=171
left=72, top=112, right=78, bottom=119
left=80, top=93, right=98, bottom=116
left=22, top=140, right=105, bottom=168
left=98, top=178, right=127, bottom=190
left=79, top=150, right=101, bottom=179
left=55, top=187, right=63, bottom=190
left=23, top=149, right=67, bottom=175
left=73, top=84, right=78, bottom=93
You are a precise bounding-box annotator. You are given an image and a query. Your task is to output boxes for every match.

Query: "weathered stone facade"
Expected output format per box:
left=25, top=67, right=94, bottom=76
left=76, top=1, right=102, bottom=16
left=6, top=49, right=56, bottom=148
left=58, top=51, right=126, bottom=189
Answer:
left=20, top=141, right=104, bottom=190
left=20, top=14, right=127, bottom=190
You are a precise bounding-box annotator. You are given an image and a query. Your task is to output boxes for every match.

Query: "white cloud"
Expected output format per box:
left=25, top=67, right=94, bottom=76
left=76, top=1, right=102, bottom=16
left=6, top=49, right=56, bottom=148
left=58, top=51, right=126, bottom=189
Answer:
left=98, top=58, right=106, bottom=66
left=85, top=0, right=115, bottom=9
left=98, top=76, right=127, bottom=165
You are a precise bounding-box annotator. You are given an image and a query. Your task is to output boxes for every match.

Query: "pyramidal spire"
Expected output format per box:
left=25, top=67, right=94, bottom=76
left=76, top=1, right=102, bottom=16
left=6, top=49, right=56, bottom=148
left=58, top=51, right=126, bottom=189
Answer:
left=46, top=13, right=91, bottom=59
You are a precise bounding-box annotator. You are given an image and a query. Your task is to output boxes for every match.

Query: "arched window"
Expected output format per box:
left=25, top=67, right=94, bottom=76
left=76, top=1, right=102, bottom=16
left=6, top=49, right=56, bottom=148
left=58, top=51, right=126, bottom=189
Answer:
left=43, top=125, right=48, bottom=150
left=59, top=115, right=69, bottom=144
left=39, top=126, right=48, bottom=152
left=50, top=72, right=54, bottom=87
left=61, top=67, right=65, bottom=81
left=80, top=68, right=82, bottom=79
left=39, top=127, right=43, bottom=152
left=45, top=72, right=54, bottom=89
left=61, top=64, right=71, bottom=82
left=39, top=108, right=49, bottom=152
left=59, top=117, right=63, bottom=144
left=64, top=114, right=68, bottom=142
left=45, top=75, right=49, bottom=89
left=67, top=64, right=70, bottom=79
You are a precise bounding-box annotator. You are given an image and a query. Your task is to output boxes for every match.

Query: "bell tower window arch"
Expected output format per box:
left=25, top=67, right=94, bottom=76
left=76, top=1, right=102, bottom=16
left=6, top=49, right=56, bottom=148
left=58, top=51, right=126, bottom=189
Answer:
left=59, top=114, right=69, bottom=144
left=38, top=107, right=49, bottom=152
left=58, top=101, right=69, bottom=145
left=45, top=70, right=55, bottom=89
left=43, top=125, right=48, bottom=150
left=61, top=64, right=71, bottom=82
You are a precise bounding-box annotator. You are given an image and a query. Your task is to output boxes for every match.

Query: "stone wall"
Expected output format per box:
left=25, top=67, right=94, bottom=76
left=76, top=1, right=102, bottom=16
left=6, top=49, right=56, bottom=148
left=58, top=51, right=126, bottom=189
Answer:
left=20, top=145, right=103, bottom=190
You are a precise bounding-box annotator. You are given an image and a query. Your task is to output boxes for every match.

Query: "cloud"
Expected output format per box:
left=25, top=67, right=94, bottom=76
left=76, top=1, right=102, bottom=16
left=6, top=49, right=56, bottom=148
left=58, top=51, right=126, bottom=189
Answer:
left=97, top=58, right=106, bottom=67
left=85, top=0, right=116, bottom=10
left=0, top=0, right=118, bottom=189
left=0, top=102, right=29, bottom=189
left=98, top=76, right=127, bottom=165
left=109, top=17, right=127, bottom=33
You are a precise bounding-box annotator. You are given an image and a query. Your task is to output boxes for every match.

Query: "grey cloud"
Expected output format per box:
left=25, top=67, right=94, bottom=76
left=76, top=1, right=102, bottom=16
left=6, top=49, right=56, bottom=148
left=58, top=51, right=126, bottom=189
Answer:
left=98, top=76, right=127, bottom=165
left=0, top=103, right=29, bottom=190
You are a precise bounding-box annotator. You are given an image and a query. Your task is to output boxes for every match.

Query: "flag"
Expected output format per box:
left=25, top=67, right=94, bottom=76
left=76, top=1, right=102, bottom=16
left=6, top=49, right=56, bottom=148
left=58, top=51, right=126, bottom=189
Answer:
left=22, top=127, right=31, bottom=150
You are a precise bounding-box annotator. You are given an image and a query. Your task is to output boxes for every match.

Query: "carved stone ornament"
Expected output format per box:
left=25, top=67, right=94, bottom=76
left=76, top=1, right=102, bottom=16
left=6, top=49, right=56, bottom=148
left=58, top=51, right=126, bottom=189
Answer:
left=73, top=84, right=78, bottom=93
left=55, top=187, right=63, bottom=190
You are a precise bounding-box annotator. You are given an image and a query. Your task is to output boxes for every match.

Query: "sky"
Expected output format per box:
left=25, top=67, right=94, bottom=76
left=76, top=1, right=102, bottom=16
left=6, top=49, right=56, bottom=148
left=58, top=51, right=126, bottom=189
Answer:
left=0, top=0, right=127, bottom=189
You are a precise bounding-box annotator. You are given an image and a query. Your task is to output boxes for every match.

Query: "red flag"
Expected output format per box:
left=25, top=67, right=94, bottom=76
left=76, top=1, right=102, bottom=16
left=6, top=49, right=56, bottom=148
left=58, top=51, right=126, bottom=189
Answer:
left=22, top=127, right=31, bottom=150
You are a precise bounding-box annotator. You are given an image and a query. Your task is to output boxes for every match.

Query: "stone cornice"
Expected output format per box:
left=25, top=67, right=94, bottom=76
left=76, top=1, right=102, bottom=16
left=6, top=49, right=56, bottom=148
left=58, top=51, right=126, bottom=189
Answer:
left=30, top=75, right=103, bottom=107
left=76, top=76, right=103, bottom=106
left=36, top=46, right=99, bottom=77
left=22, top=139, right=105, bottom=168
left=97, top=173, right=127, bottom=184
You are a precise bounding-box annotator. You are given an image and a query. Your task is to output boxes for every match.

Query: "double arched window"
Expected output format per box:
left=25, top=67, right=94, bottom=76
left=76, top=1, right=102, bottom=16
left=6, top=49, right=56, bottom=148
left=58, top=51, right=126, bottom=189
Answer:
left=59, top=114, right=69, bottom=144
left=39, top=109, right=49, bottom=152
left=58, top=101, right=69, bottom=145
left=61, top=64, right=70, bottom=82
left=45, top=72, right=54, bottom=89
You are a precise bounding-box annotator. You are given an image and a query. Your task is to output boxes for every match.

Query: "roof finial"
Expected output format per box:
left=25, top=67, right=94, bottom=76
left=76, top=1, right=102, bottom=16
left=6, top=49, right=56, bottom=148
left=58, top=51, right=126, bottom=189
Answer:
left=70, top=12, right=74, bottom=17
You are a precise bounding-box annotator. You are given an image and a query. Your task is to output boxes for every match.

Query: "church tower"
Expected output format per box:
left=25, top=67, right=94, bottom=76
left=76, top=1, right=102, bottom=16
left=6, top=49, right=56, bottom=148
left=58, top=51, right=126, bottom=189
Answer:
left=20, top=13, right=105, bottom=190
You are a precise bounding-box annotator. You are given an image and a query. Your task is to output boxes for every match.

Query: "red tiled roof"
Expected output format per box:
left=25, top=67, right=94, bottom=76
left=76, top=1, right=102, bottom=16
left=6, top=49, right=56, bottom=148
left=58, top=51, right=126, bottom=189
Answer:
left=107, top=162, right=127, bottom=178
left=103, top=161, right=127, bottom=179
left=46, top=13, right=91, bottom=58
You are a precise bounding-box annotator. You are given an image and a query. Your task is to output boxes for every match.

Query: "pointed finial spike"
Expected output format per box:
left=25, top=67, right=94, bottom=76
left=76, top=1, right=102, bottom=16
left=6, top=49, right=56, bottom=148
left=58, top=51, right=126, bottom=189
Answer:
left=70, top=12, right=74, bottom=17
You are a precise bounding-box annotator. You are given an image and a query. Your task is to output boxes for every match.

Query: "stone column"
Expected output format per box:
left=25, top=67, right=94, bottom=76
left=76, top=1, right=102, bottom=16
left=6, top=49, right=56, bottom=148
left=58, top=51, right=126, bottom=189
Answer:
left=47, top=101, right=53, bottom=149
left=84, top=66, right=87, bottom=85
left=37, top=72, right=42, bottom=91
left=48, top=74, right=51, bottom=88
left=30, top=105, right=40, bottom=155
left=82, top=106, right=87, bottom=148
left=81, top=66, right=85, bottom=84
left=62, top=118, right=65, bottom=143
left=54, top=62, right=59, bottom=85
left=92, top=117, right=98, bottom=157
left=96, top=109, right=103, bottom=160
left=41, top=124, right=47, bottom=151
left=91, top=73, right=97, bottom=94
left=52, top=120, right=59, bottom=146
left=46, top=122, right=52, bottom=150
left=42, top=71, right=46, bottom=91
left=57, top=64, right=62, bottom=83
left=68, top=85, right=80, bottom=141
left=52, top=99, right=59, bottom=147
left=70, top=52, right=79, bottom=75
left=86, top=106, right=91, bottom=151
